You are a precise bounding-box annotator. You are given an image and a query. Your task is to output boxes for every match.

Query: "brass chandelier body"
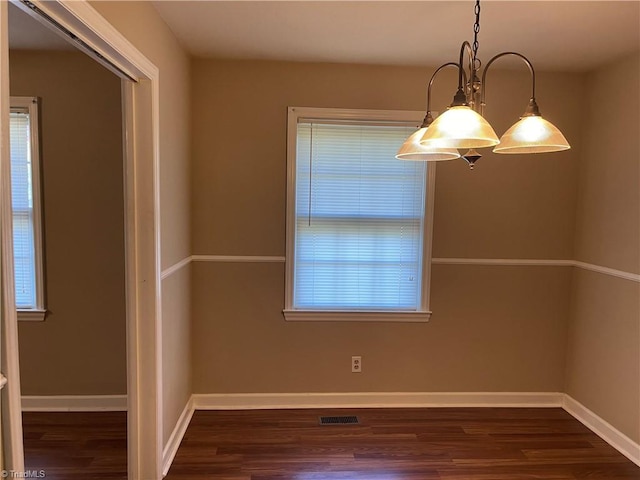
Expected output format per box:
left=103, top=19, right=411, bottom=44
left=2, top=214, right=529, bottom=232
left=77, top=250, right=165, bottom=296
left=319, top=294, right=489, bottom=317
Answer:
left=397, top=0, right=570, bottom=167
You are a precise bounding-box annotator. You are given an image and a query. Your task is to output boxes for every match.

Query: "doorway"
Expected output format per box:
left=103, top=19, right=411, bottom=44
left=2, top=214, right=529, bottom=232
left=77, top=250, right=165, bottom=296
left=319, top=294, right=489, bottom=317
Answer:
left=0, top=1, right=163, bottom=478
left=9, top=2, right=127, bottom=476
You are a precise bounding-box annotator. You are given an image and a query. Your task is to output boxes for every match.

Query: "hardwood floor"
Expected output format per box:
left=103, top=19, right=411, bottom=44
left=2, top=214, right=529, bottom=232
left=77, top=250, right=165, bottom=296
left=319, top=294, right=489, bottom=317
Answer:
left=23, top=411, right=127, bottom=480
left=21, top=408, right=639, bottom=479
left=165, top=407, right=639, bottom=480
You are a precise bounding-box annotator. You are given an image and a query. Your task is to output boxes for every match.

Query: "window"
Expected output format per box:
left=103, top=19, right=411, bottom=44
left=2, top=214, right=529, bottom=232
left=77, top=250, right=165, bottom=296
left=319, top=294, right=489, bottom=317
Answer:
left=284, top=107, right=435, bottom=322
left=10, top=97, right=45, bottom=321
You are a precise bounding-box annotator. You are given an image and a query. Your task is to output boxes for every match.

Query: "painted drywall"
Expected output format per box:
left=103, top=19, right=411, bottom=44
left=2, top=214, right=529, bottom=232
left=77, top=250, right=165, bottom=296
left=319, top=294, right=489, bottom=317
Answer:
left=90, top=0, right=190, bottom=271
left=10, top=50, right=126, bottom=395
left=161, top=263, right=191, bottom=437
left=90, top=0, right=192, bottom=448
left=191, top=60, right=581, bottom=260
left=566, top=52, right=640, bottom=443
left=190, top=58, right=583, bottom=394
left=193, top=262, right=571, bottom=393
left=567, top=269, right=639, bottom=442
left=574, top=55, right=640, bottom=274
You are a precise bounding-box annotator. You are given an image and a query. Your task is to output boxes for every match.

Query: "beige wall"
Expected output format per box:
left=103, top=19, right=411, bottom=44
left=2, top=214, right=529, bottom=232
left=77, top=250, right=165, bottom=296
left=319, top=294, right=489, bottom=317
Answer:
left=91, top=1, right=192, bottom=447
left=191, top=60, right=582, bottom=260
left=566, top=53, right=640, bottom=443
left=161, top=263, right=191, bottom=434
left=10, top=50, right=126, bottom=395
left=573, top=54, right=640, bottom=274
left=193, top=262, right=571, bottom=393
left=90, top=1, right=190, bottom=270
left=190, top=59, right=584, bottom=394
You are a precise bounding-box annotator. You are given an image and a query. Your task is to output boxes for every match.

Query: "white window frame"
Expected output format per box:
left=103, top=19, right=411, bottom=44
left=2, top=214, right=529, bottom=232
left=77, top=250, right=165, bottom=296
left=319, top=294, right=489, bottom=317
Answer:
left=11, top=96, right=46, bottom=321
left=283, top=106, right=436, bottom=323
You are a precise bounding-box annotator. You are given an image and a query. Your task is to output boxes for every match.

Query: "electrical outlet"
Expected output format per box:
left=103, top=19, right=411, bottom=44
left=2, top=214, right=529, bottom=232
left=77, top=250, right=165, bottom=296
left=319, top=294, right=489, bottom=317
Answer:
left=351, top=356, right=362, bottom=373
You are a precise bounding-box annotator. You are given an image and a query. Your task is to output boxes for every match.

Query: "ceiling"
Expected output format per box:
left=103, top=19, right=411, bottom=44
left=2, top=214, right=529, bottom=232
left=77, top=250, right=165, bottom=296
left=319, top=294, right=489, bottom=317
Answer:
left=152, top=0, right=640, bottom=72
left=7, top=1, right=640, bottom=72
left=8, top=2, right=74, bottom=51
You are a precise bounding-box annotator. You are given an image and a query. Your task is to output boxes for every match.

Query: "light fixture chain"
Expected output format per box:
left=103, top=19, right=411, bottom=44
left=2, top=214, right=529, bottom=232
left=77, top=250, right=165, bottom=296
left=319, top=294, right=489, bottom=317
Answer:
left=472, top=0, right=481, bottom=64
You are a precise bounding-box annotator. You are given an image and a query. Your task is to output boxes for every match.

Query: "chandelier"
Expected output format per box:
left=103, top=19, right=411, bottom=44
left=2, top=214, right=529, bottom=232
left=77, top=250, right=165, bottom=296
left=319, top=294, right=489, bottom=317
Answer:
left=396, top=0, right=570, bottom=168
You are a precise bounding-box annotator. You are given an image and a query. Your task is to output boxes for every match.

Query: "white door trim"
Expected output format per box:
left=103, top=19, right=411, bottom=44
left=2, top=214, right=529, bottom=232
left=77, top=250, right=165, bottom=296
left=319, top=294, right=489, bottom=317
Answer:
left=5, top=1, right=163, bottom=478
left=0, top=2, right=25, bottom=472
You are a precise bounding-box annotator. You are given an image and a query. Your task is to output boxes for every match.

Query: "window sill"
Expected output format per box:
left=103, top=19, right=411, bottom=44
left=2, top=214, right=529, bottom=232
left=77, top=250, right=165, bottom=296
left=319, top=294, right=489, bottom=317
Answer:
left=283, top=309, right=431, bottom=323
left=17, top=309, right=47, bottom=322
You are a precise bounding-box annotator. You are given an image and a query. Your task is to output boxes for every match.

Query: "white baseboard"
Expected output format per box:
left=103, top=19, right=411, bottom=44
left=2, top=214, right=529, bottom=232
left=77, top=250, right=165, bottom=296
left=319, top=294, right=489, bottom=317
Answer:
left=162, top=397, right=194, bottom=476
left=191, top=391, right=563, bottom=410
left=21, top=394, right=127, bottom=412
left=562, top=394, right=640, bottom=467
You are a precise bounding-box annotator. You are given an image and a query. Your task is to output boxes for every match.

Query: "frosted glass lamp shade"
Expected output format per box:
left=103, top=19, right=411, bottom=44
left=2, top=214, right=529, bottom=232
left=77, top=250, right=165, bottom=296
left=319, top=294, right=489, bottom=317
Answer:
left=494, top=115, right=570, bottom=154
left=420, top=106, right=499, bottom=149
left=396, top=127, right=461, bottom=161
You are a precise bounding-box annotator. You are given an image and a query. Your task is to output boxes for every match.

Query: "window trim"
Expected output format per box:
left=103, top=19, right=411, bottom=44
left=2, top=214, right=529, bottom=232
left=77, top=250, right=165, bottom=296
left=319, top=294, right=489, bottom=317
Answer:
left=284, top=106, right=435, bottom=323
left=11, top=96, right=46, bottom=322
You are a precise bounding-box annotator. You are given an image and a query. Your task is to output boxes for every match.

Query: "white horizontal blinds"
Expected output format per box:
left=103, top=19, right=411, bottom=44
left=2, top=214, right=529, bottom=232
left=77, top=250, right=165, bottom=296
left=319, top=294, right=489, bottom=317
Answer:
left=295, top=121, right=426, bottom=310
left=10, top=110, right=37, bottom=309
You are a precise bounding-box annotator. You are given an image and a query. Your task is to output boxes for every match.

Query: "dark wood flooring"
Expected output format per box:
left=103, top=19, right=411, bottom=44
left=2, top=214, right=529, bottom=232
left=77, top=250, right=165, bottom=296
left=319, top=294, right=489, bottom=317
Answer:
left=23, top=411, right=127, bottom=480
left=21, top=408, right=640, bottom=480
left=166, top=408, right=639, bottom=480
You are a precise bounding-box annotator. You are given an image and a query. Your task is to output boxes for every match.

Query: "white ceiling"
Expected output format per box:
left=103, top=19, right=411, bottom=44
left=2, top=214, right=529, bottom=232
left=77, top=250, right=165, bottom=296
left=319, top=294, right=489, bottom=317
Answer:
left=8, top=3, right=75, bottom=51
left=152, top=0, right=640, bottom=72
left=7, top=1, right=639, bottom=71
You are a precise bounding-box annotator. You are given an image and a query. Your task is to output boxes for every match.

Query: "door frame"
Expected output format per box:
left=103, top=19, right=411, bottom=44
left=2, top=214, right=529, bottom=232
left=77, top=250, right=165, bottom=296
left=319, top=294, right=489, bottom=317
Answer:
left=0, top=1, right=24, bottom=472
left=1, top=2, right=163, bottom=478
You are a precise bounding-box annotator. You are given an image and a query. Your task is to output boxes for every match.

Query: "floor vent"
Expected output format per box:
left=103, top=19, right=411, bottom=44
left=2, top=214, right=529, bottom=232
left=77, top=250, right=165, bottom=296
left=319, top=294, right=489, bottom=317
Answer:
left=319, top=415, right=359, bottom=425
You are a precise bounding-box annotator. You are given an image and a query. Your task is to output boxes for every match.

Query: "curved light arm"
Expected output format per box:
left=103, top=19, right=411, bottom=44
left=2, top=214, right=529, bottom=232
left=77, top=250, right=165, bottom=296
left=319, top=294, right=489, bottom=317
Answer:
left=452, top=41, right=474, bottom=106
left=423, top=62, right=467, bottom=127
left=480, top=51, right=536, bottom=115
